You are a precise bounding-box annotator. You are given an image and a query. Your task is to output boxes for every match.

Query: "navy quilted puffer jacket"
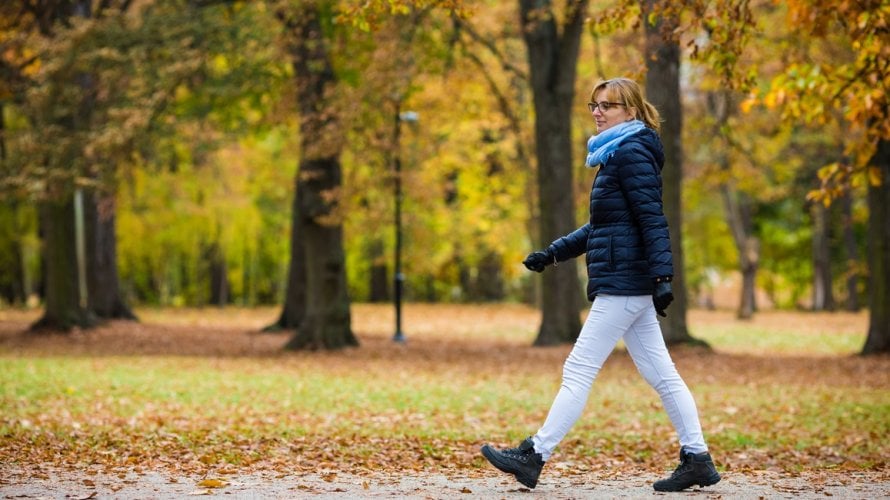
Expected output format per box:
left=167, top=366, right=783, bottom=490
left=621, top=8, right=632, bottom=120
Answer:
left=547, top=127, right=673, bottom=300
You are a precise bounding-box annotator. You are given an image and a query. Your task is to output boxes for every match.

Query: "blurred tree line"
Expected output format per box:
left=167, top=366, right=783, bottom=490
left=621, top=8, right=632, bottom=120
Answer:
left=0, top=0, right=887, bottom=352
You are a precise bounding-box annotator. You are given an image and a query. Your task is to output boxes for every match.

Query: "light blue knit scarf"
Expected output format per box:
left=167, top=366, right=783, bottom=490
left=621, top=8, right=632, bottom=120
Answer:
left=585, top=119, right=646, bottom=168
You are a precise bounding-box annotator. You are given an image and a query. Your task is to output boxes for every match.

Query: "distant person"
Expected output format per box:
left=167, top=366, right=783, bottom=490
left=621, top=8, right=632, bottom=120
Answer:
left=480, top=77, right=720, bottom=492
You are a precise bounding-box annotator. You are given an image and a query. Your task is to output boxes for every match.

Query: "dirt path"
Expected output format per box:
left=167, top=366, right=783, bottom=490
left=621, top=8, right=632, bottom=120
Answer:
left=3, top=466, right=888, bottom=499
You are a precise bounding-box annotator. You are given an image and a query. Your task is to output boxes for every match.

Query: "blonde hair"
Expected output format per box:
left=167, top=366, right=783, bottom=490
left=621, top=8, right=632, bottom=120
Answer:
left=590, top=78, right=661, bottom=132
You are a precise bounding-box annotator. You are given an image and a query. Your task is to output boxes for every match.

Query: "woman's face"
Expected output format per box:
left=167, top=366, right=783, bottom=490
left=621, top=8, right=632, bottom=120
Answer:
left=591, top=90, right=635, bottom=133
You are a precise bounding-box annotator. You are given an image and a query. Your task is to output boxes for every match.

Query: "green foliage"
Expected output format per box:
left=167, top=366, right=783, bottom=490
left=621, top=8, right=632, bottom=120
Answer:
left=0, top=203, right=39, bottom=305
left=752, top=0, right=889, bottom=202
left=1, top=1, right=285, bottom=202
left=757, top=207, right=813, bottom=309
left=0, top=0, right=875, bottom=309
left=117, top=127, right=296, bottom=306
left=677, top=0, right=872, bottom=309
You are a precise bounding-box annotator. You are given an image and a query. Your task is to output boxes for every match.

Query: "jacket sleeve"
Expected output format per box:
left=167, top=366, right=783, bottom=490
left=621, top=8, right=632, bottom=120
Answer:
left=615, top=149, right=673, bottom=278
left=547, top=223, right=590, bottom=263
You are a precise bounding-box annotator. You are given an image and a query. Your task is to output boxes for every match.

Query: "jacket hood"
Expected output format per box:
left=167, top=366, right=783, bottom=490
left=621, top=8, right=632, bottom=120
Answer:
left=621, top=127, right=665, bottom=172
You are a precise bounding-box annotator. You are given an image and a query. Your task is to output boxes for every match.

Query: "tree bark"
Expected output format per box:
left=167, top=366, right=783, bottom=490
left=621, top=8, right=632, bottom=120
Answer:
left=811, top=199, right=834, bottom=311
left=206, top=240, right=229, bottom=306
left=85, top=190, right=137, bottom=319
left=862, top=138, right=890, bottom=354
left=644, top=0, right=704, bottom=345
left=840, top=191, right=860, bottom=311
left=736, top=233, right=759, bottom=318
left=475, top=251, right=505, bottom=301
left=278, top=1, right=356, bottom=350
left=519, top=0, right=588, bottom=346
left=31, top=198, right=95, bottom=331
left=265, top=173, right=307, bottom=331
left=368, top=239, right=389, bottom=302
left=284, top=158, right=356, bottom=350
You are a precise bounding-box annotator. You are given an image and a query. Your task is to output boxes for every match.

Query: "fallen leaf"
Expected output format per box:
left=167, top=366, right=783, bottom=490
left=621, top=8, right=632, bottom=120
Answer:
left=188, top=489, right=211, bottom=496
left=197, top=478, right=227, bottom=488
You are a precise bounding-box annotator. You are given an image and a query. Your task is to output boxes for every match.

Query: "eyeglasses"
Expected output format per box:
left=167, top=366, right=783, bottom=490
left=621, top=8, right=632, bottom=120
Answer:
left=587, top=101, right=625, bottom=112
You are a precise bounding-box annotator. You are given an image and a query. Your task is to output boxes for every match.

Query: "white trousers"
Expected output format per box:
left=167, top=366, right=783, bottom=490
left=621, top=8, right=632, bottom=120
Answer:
left=532, top=295, right=708, bottom=461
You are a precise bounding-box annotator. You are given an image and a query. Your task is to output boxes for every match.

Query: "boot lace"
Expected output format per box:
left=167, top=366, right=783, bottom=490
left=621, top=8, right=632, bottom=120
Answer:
left=502, top=440, right=535, bottom=463
left=669, top=453, right=694, bottom=478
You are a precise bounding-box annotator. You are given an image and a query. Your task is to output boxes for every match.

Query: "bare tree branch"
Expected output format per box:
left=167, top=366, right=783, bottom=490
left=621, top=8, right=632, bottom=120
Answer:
left=452, top=16, right=528, bottom=82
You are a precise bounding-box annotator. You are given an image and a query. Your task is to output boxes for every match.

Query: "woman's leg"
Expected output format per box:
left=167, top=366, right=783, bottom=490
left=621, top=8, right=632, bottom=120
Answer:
left=621, top=296, right=707, bottom=453
left=532, top=295, right=640, bottom=460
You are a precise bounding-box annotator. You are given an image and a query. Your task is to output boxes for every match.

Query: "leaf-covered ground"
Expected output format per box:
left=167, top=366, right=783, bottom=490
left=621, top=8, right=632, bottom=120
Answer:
left=1, top=304, right=888, bottom=498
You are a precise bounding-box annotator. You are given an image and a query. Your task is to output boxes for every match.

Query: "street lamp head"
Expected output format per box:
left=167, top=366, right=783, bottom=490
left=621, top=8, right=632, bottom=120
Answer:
left=399, top=111, right=419, bottom=123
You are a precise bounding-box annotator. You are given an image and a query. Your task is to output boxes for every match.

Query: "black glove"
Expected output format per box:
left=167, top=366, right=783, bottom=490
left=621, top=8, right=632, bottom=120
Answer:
left=523, top=249, right=554, bottom=273
left=653, top=279, right=674, bottom=317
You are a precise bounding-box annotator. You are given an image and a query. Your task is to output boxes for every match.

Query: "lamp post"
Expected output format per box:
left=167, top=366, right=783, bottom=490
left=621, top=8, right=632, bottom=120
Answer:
left=393, top=110, right=418, bottom=343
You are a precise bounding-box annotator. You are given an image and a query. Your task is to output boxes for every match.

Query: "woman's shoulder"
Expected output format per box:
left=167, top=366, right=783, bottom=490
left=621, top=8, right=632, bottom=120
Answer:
left=613, top=128, right=664, bottom=167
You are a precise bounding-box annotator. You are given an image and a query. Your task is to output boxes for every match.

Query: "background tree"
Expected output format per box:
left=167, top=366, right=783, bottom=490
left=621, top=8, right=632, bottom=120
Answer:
left=755, top=0, right=889, bottom=353
left=709, top=90, right=760, bottom=319
left=2, top=0, right=283, bottom=326
left=12, top=0, right=108, bottom=330
left=519, top=0, right=589, bottom=346
left=275, top=0, right=357, bottom=350
left=863, top=140, right=890, bottom=353
left=642, top=0, right=704, bottom=344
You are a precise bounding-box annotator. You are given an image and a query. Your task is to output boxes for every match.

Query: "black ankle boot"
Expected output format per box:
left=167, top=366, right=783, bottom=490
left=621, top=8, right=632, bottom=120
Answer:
left=653, top=447, right=721, bottom=491
left=481, top=437, right=545, bottom=489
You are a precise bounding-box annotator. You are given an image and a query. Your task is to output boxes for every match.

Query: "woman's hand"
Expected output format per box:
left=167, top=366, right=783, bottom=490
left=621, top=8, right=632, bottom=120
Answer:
left=653, top=279, right=673, bottom=317
left=523, top=250, right=554, bottom=273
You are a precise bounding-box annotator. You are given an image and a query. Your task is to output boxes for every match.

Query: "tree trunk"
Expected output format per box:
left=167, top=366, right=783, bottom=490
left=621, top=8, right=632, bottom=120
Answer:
left=206, top=241, right=229, bottom=306
left=457, top=251, right=471, bottom=301
left=0, top=108, right=29, bottom=306
left=476, top=251, right=505, bottom=301
left=0, top=204, right=28, bottom=306
left=862, top=138, right=890, bottom=354
left=284, top=158, right=356, bottom=350
left=519, top=0, right=588, bottom=346
left=644, top=0, right=703, bottom=345
left=85, top=190, right=137, bottom=319
left=811, top=199, right=834, bottom=311
left=737, top=235, right=759, bottom=318
left=0, top=241, right=25, bottom=305
left=278, top=1, right=356, bottom=350
left=708, top=90, right=759, bottom=319
left=840, top=191, right=860, bottom=311
left=368, top=239, right=389, bottom=302
left=31, top=198, right=95, bottom=331
left=31, top=1, right=98, bottom=331
left=265, top=173, right=306, bottom=331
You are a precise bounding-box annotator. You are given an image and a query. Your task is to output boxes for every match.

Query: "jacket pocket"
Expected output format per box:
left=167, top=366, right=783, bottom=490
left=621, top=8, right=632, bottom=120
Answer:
left=607, top=236, right=614, bottom=268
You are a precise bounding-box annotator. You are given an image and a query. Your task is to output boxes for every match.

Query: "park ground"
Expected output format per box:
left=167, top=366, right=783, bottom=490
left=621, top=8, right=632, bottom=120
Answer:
left=1, top=304, right=888, bottom=498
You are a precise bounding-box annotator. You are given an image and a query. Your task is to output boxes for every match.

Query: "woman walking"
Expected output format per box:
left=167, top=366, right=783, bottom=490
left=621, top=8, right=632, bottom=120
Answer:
left=480, top=77, right=720, bottom=492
